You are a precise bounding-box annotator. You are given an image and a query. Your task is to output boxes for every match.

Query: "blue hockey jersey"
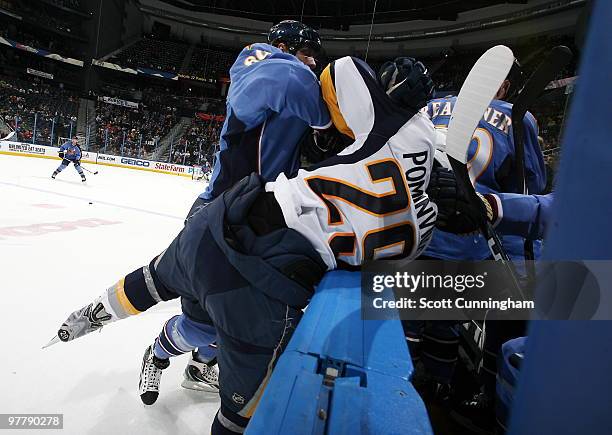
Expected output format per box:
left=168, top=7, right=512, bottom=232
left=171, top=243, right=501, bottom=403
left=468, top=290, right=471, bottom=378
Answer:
left=59, top=142, right=82, bottom=161
left=201, top=43, right=331, bottom=200
left=424, top=96, right=546, bottom=261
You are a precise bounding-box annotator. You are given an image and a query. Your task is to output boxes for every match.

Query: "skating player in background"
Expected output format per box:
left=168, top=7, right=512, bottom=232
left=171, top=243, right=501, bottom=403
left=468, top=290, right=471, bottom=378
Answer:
left=51, top=136, right=86, bottom=182
left=165, top=20, right=333, bottom=395
left=50, top=56, right=441, bottom=435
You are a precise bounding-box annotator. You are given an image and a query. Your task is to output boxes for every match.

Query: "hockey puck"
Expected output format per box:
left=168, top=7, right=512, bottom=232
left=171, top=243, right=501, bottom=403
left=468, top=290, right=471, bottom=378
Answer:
left=88, top=202, right=93, bottom=205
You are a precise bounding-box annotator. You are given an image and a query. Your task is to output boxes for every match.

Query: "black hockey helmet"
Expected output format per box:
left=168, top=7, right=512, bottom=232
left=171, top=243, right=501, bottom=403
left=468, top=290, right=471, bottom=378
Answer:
left=378, top=57, right=434, bottom=111
left=268, top=20, right=322, bottom=55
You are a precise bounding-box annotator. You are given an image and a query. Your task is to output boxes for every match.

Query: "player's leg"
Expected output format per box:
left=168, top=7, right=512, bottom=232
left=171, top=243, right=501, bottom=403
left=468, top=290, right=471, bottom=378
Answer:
left=208, top=288, right=303, bottom=435
left=139, top=306, right=219, bottom=405
left=51, top=158, right=70, bottom=178
left=452, top=317, right=525, bottom=432
left=54, top=259, right=179, bottom=343
left=176, top=296, right=219, bottom=392
left=181, top=195, right=216, bottom=364
left=402, top=320, right=426, bottom=382
left=420, top=321, right=459, bottom=398
left=73, top=161, right=86, bottom=182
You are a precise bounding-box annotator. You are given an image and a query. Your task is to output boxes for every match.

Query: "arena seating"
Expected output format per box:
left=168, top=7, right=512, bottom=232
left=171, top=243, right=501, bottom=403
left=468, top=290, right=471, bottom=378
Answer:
left=0, top=74, right=78, bottom=144
left=183, top=46, right=234, bottom=81
left=0, top=30, right=577, bottom=176
left=169, top=115, right=222, bottom=166
left=111, top=36, right=189, bottom=73
left=95, top=101, right=178, bottom=158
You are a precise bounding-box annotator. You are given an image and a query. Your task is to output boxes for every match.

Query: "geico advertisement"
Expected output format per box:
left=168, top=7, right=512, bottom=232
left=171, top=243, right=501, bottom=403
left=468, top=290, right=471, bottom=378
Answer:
left=120, top=157, right=150, bottom=167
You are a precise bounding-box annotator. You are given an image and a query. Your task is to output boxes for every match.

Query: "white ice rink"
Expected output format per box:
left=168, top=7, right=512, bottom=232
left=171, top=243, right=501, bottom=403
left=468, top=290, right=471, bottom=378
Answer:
left=0, top=154, right=220, bottom=434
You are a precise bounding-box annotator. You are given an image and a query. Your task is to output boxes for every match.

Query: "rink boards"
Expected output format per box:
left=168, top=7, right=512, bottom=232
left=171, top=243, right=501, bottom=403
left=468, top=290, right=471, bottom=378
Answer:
left=0, top=140, right=194, bottom=178
left=247, top=271, right=432, bottom=435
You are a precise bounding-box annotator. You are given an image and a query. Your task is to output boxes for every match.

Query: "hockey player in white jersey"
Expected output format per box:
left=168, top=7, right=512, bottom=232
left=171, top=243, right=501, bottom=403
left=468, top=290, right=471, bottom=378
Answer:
left=50, top=56, right=443, bottom=434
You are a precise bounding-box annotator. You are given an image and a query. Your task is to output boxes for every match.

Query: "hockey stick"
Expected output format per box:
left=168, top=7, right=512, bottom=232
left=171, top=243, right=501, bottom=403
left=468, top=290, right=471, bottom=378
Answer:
left=511, top=45, right=573, bottom=283
left=80, top=165, right=98, bottom=175
left=445, top=45, right=525, bottom=300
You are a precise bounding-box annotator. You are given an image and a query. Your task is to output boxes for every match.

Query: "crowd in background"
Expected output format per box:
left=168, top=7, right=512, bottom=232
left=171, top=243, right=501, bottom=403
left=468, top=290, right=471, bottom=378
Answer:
left=0, top=74, right=77, bottom=144
left=95, top=101, right=178, bottom=158
left=0, top=28, right=578, bottom=177
left=169, top=116, right=223, bottom=166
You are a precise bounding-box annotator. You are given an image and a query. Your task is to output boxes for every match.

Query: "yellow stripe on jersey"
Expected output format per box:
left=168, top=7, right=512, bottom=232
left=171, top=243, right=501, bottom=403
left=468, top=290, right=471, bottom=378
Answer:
left=115, top=278, right=141, bottom=316
left=320, top=64, right=355, bottom=139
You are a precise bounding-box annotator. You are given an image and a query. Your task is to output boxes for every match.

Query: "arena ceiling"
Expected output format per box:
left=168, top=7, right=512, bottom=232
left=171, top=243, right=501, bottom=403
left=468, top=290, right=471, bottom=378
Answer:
left=155, top=0, right=529, bottom=28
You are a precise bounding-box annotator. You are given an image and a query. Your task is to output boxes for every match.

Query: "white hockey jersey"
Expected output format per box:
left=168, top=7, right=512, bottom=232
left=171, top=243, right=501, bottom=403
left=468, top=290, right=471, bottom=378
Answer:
left=267, top=56, right=438, bottom=270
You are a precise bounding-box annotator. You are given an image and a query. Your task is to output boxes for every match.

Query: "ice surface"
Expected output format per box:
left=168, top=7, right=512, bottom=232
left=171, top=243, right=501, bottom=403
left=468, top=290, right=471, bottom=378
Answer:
left=0, top=155, right=220, bottom=434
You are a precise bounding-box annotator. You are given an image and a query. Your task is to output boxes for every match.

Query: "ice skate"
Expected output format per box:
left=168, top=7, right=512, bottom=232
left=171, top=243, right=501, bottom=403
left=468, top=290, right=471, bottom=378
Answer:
left=181, top=352, right=219, bottom=393
left=56, top=297, right=114, bottom=343
left=139, top=345, right=169, bottom=405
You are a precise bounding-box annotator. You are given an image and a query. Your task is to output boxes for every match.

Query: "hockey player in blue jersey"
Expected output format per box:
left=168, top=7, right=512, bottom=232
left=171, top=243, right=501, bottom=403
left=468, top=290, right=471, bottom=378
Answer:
left=51, top=136, right=86, bottom=182
left=388, top=59, right=547, bottom=432
left=156, top=20, right=333, bottom=396
left=189, top=20, right=332, bottom=216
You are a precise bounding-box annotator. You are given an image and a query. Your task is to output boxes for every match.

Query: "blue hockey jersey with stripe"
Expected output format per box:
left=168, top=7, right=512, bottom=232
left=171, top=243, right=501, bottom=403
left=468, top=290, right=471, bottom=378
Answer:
left=59, top=142, right=82, bottom=161
left=201, top=43, right=331, bottom=200
left=424, top=96, right=546, bottom=261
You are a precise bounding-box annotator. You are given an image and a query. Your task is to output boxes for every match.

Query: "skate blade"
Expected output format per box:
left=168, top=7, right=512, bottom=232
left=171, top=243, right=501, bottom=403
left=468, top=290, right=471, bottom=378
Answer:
left=42, top=335, right=61, bottom=349
left=181, top=379, right=219, bottom=393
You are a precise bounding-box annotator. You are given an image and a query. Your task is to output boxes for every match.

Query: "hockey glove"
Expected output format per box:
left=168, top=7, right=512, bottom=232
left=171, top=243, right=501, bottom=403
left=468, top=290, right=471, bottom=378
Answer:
left=58, top=151, right=65, bottom=158
left=378, top=57, right=434, bottom=112
left=427, top=166, right=497, bottom=234
left=301, top=126, right=350, bottom=164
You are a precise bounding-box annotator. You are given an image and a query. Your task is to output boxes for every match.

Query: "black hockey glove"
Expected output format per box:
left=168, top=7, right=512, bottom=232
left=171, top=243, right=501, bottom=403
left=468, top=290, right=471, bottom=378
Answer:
left=427, top=166, right=496, bottom=235
left=378, top=57, right=434, bottom=112
left=301, top=126, right=350, bottom=164
left=58, top=151, right=65, bottom=158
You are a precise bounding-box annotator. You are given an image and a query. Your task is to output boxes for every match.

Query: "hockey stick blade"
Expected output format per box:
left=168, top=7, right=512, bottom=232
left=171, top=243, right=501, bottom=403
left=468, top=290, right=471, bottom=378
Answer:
left=446, top=45, right=525, bottom=299
left=446, top=45, right=514, bottom=164
left=81, top=166, right=99, bottom=175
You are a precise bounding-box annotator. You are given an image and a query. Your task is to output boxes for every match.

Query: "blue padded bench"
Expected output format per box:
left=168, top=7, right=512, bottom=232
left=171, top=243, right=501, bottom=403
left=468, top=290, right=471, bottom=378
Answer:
left=246, top=270, right=432, bottom=435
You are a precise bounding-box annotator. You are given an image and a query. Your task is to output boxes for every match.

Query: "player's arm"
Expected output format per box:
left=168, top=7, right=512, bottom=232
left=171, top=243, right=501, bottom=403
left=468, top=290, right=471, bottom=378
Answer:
left=283, top=68, right=332, bottom=130
left=482, top=191, right=553, bottom=240
left=428, top=166, right=552, bottom=239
